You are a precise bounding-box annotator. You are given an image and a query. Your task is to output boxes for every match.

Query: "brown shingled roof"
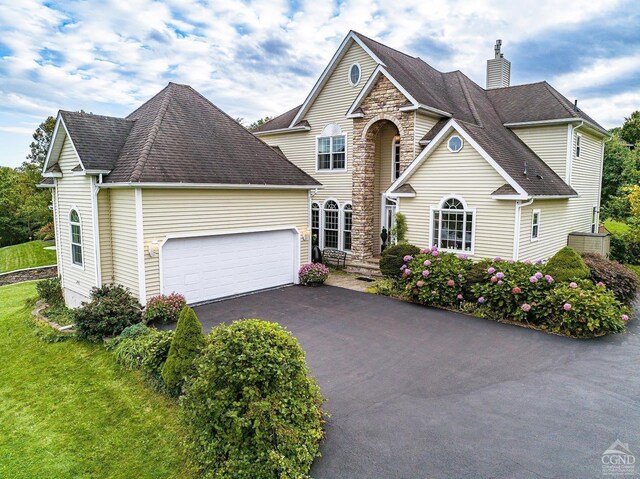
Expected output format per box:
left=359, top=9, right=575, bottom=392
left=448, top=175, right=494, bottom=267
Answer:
left=55, top=84, right=320, bottom=187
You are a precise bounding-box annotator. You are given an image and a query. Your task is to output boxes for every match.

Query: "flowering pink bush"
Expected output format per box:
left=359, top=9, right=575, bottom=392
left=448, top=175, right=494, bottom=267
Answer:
left=298, top=263, right=329, bottom=285
left=144, top=292, right=187, bottom=324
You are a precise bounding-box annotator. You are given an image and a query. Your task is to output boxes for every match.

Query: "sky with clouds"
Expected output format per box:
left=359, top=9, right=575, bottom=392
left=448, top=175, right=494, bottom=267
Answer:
left=1, top=0, right=639, bottom=167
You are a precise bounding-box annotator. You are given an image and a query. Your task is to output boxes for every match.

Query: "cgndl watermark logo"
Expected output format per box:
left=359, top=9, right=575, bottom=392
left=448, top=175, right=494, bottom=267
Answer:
left=602, top=440, right=636, bottom=476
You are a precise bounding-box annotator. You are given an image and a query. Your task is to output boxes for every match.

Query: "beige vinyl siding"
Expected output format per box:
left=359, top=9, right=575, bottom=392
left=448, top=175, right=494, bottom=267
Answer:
left=518, top=130, right=603, bottom=261
left=109, top=188, right=139, bottom=296
left=261, top=42, right=377, bottom=206
left=413, top=112, right=439, bottom=156
left=513, top=125, right=568, bottom=179
left=142, top=189, right=309, bottom=299
left=97, top=189, right=113, bottom=283
left=55, top=137, right=96, bottom=298
left=400, top=133, right=516, bottom=259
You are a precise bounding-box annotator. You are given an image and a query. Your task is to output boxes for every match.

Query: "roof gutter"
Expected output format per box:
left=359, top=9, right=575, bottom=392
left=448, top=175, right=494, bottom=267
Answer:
left=399, top=103, right=452, bottom=118
left=253, top=125, right=311, bottom=137
left=97, top=182, right=322, bottom=190
left=505, top=118, right=610, bottom=138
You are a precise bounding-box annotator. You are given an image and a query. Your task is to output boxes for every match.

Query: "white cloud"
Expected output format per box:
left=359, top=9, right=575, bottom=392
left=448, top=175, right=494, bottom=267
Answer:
left=0, top=0, right=637, bottom=166
left=0, top=125, right=34, bottom=135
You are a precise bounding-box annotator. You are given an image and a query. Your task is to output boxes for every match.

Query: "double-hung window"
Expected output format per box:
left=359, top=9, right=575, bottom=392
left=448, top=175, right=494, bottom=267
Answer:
left=431, top=197, right=474, bottom=252
left=317, top=135, right=346, bottom=170
left=69, top=209, right=83, bottom=266
left=343, top=204, right=352, bottom=251
left=531, top=209, right=540, bottom=240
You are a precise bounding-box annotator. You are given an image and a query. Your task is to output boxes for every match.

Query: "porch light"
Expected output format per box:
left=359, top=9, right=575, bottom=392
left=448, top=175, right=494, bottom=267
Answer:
left=393, top=134, right=401, bottom=142
left=148, top=240, right=159, bottom=258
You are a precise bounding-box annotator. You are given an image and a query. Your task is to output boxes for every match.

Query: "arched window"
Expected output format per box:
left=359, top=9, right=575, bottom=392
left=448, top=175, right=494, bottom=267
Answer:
left=323, top=200, right=339, bottom=249
left=311, top=202, right=320, bottom=246
left=317, top=124, right=346, bottom=171
left=343, top=204, right=353, bottom=251
left=69, top=209, right=83, bottom=266
left=431, top=196, right=474, bottom=252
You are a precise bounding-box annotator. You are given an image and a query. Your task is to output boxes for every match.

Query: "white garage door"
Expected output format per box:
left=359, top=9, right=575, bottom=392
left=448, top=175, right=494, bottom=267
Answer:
left=161, top=229, right=297, bottom=304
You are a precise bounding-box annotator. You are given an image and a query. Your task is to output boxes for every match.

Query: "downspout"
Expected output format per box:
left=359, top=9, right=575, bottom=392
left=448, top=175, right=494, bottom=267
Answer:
left=512, top=198, right=534, bottom=261
left=91, top=176, right=102, bottom=287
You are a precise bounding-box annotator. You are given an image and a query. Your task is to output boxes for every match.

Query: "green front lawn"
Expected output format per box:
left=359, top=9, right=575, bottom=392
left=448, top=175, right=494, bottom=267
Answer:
left=0, top=240, right=57, bottom=273
left=0, top=282, right=196, bottom=479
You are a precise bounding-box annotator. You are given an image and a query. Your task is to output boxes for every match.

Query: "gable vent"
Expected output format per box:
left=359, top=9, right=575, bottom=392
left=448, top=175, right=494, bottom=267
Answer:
left=486, top=39, right=511, bottom=89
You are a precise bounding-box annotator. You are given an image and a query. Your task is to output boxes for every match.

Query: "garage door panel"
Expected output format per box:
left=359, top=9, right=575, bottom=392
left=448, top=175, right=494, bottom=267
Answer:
left=161, top=230, right=296, bottom=304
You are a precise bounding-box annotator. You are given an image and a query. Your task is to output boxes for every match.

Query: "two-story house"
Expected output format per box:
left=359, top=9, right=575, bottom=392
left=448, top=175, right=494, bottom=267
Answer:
left=253, top=31, right=609, bottom=271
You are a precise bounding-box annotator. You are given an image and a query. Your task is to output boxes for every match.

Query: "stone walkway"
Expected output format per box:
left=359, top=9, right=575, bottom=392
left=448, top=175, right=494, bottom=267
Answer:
left=325, top=270, right=375, bottom=293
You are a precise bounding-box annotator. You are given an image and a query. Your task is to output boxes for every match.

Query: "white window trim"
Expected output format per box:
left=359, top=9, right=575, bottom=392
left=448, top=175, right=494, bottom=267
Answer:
left=447, top=135, right=464, bottom=153
left=69, top=206, right=84, bottom=270
left=576, top=133, right=582, bottom=158
left=428, top=195, right=476, bottom=255
left=531, top=208, right=541, bottom=241
left=311, top=201, right=321, bottom=246
left=342, top=203, right=353, bottom=252
left=591, top=205, right=598, bottom=234
left=348, top=62, right=361, bottom=87
left=315, top=132, right=348, bottom=172
left=321, top=199, right=341, bottom=250
left=391, top=137, right=401, bottom=181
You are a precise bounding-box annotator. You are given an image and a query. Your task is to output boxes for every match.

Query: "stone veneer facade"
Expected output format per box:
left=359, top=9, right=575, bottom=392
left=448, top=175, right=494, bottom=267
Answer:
left=351, top=75, right=416, bottom=260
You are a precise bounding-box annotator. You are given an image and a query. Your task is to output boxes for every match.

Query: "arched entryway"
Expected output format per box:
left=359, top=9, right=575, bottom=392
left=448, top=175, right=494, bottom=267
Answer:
left=352, top=117, right=403, bottom=259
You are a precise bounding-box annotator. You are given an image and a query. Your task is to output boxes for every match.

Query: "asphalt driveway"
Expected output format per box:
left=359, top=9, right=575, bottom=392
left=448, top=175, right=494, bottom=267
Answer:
left=193, top=285, right=640, bottom=478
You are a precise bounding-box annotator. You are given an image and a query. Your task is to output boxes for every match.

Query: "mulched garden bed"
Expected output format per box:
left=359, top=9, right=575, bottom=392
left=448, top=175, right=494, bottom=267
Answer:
left=0, top=265, right=57, bottom=286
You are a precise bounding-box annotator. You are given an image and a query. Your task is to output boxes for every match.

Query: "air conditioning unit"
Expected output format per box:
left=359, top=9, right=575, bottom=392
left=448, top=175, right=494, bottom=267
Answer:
left=567, top=232, right=611, bottom=257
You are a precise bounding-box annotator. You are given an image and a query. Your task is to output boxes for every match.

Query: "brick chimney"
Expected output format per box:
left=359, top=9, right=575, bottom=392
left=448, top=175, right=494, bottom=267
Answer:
left=486, top=40, right=511, bottom=89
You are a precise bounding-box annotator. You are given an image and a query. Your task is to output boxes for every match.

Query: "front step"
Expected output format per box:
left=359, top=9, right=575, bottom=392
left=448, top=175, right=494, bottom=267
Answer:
left=345, top=257, right=382, bottom=279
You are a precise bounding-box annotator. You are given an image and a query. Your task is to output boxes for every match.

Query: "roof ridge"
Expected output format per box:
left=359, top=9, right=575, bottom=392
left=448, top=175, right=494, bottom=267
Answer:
left=541, top=81, right=578, bottom=118
left=455, top=72, right=482, bottom=127
left=61, top=110, right=132, bottom=122
left=351, top=31, right=418, bottom=61
left=130, top=83, right=174, bottom=182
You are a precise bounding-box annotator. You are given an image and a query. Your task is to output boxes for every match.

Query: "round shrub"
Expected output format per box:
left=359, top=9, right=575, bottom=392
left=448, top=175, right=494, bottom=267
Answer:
left=141, top=330, right=174, bottom=390
left=182, top=319, right=325, bottom=479
left=581, top=253, right=639, bottom=305
left=541, top=281, right=629, bottom=337
left=36, top=277, right=64, bottom=306
left=545, top=247, right=591, bottom=283
left=298, top=262, right=329, bottom=285
left=162, top=307, right=205, bottom=396
left=379, top=243, right=420, bottom=278
left=610, top=226, right=640, bottom=265
left=143, top=293, right=187, bottom=324
left=402, top=247, right=473, bottom=307
left=72, top=284, right=142, bottom=342
left=470, top=259, right=554, bottom=322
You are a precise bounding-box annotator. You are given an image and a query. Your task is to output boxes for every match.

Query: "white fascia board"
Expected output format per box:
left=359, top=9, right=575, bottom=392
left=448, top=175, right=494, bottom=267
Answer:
left=289, top=31, right=385, bottom=129
left=491, top=194, right=530, bottom=200
left=84, top=169, right=112, bottom=175
left=253, top=125, right=310, bottom=137
left=385, top=119, right=528, bottom=197
left=386, top=192, right=416, bottom=198
left=505, top=118, right=610, bottom=138
left=493, top=193, right=578, bottom=200
left=346, top=66, right=421, bottom=118
left=42, top=114, right=63, bottom=173
left=97, top=182, right=321, bottom=190
left=43, top=172, right=63, bottom=178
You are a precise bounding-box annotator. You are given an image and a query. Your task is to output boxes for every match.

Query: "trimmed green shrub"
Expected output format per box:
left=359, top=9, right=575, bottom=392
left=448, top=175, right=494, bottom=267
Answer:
left=540, top=281, right=629, bottom=337
left=581, top=253, right=639, bottom=305
left=36, top=277, right=63, bottom=306
left=367, top=278, right=403, bottom=297
left=402, top=247, right=473, bottom=307
left=72, top=284, right=142, bottom=342
left=470, top=259, right=554, bottom=322
left=610, top=226, right=640, bottom=265
left=141, top=330, right=174, bottom=390
left=143, top=293, right=187, bottom=324
left=379, top=243, right=420, bottom=278
left=545, top=247, right=591, bottom=283
left=390, top=212, right=408, bottom=244
left=161, top=307, right=205, bottom=396
left=182, top=319, right=325, bottom=479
